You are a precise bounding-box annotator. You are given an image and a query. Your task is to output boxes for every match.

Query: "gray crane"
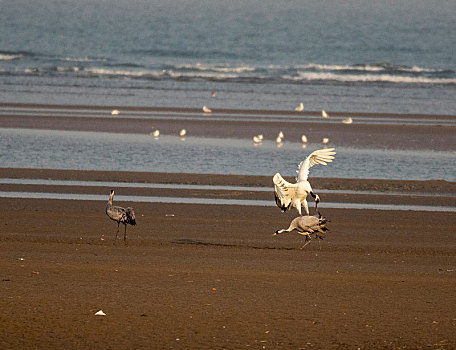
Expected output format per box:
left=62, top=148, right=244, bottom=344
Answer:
left=273, top=198, right=328, bottom=249
left=105, top=190, right=136, bottom=241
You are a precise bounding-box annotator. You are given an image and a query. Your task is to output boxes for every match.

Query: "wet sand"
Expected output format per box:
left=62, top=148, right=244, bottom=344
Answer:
left=1, top=103, right=455, bottom=151
left=1, top=104, right=456, bottom=348
left=1, top=167, right=456, bottom=349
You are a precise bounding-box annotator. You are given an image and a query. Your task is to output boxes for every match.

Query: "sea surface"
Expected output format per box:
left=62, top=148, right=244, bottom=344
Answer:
left=1, top=0, right=455, bottom=115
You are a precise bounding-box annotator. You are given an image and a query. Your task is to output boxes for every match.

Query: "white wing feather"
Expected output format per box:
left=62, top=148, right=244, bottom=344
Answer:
left=296, top=148, right=336, bottom=182
left=273, top=173, right=297, bottom=212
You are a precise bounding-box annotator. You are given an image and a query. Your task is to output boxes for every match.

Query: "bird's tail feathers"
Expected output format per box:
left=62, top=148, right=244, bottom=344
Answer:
left=274, top=191, right=291, bottom=212
left=126, top=207, right=136, bottom=226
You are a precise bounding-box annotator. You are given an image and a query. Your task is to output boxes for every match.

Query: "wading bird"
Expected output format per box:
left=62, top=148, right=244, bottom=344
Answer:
left=105, top=190, right=136, bottom=241
left=273, top=148, right=336, bottom=215
left=273, top=198, right=329, bottom=249
left=295, top=102, right=304, bottom=112
left=202, top=105, right=212, bottom=113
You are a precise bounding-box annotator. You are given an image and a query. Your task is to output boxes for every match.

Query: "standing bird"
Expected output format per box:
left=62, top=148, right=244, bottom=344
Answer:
left=321, top=110, right=329, bottom=118
left=253, top=135, right=262, bottom=144
left=202, top=105, right=212, bottom=113
left=295, top=102, right=304, bottom=112
left=273, top=198, right=329, bottom=249
left=273, top=148, right=336, bottom=215
left=105, top=190, right=136, bottom=241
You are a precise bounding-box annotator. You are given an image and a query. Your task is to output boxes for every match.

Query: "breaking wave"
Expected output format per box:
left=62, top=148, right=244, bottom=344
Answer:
left=282, top=71, right=456, bottom=85
left=4, top=56, right=455, bottom=86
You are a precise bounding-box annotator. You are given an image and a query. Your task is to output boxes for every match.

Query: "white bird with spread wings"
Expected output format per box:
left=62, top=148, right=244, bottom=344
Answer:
left=273, top=148, right=336, bottom=215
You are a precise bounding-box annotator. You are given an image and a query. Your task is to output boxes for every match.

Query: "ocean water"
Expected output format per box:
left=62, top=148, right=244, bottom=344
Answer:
left=0, top=0, right=455, bottom=115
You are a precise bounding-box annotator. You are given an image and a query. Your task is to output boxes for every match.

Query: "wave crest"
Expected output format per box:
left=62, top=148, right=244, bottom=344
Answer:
left=283, top=71, right=456, bottom=85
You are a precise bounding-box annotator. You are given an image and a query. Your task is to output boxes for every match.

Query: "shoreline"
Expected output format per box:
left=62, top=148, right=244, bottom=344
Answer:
left=2, top=102, right=456, bottom=119
left=1, top=103, right=455, bottom=151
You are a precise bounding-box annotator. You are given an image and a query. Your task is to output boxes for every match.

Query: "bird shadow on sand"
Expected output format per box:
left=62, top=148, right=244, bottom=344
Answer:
left=172, top=238, right=296, bottom=251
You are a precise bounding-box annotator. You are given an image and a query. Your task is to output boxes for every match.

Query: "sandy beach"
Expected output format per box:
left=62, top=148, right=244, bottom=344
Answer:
left=1, top=104, right=456, bottom=349
left=2, top=0, right=456, bottom=347
left=1, top=166, right=455, bottom=349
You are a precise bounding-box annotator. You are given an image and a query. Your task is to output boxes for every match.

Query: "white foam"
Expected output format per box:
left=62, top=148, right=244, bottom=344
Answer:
left=283, top=71, right=456, bottom=85
left=83, top=67, right=240, bottom=80
left=300, top=64, right=383, bottom=72
left=175, top=63, right=255, bottom=73
left=57, top=66, right=80, bottom=72
left=298, top=63, right=444, bottom=74
left=167, top=70, right=238, bottom=79
left=60, top=57, right=107, bottom=63
left=0, top=54, right=22, bottom=60
left=84, top=68, right=162, bottom=77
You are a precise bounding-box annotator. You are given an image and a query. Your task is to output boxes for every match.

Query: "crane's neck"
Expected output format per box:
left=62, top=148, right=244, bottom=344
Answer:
left=107, top=193, right=114, bottom=206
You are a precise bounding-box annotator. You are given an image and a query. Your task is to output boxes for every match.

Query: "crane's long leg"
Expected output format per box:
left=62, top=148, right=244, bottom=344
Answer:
left=294, top=199, right=303, bottom=216
left=300, top=235, right=311, bottom=249
left=124, top=224, right=127, bottom=242
left=301, top=199, right=309, bottom=216
left=116, top=222, right=120, bottom=240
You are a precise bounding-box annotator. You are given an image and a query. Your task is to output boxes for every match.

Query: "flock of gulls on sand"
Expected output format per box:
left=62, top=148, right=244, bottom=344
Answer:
left=107, top=99, right=339, bottom=248
left=112, top=100, right=353, bottom=146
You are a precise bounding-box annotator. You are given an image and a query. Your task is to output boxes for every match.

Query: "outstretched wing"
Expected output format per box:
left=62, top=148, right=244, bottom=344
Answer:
left=273, top=173, right=296, bottom=212
left=296, top=148, right=336, bottom=182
